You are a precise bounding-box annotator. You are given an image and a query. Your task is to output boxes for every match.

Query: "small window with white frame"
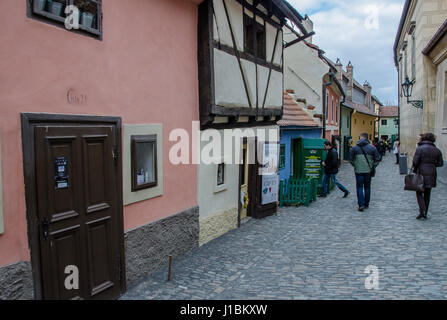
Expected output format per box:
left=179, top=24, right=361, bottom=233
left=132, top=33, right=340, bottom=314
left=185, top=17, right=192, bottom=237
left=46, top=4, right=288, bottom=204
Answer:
left=214, top=158, right=228, bottom=193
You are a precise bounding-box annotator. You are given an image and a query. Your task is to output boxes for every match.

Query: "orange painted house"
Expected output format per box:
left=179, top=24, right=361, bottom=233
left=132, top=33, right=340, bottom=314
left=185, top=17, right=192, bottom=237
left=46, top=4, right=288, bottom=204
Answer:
left=0, top=0, right=201, bottom=299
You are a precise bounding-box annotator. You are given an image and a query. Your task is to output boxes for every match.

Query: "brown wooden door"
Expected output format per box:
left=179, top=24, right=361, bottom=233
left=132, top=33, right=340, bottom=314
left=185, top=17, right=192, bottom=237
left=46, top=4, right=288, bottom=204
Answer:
left=35, top=125, right=122, bottom=300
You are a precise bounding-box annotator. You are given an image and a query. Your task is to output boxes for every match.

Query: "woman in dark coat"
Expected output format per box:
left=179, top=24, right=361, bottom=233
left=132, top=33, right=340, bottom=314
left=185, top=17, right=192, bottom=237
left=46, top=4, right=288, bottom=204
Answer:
left=412, top=133, right=444, bottom=219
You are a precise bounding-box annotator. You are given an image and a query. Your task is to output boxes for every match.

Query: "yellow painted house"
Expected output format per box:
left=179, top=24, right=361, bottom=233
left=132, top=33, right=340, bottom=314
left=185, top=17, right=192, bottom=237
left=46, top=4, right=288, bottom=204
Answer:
left=349, top=103, right=377, bottom=143
left=335, top=61, right=378, bottom=144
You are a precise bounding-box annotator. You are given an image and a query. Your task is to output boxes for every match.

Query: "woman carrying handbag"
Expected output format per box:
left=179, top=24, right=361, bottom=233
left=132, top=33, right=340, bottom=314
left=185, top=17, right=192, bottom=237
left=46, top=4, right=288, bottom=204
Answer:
left=411, top=133, right=444, bottom=220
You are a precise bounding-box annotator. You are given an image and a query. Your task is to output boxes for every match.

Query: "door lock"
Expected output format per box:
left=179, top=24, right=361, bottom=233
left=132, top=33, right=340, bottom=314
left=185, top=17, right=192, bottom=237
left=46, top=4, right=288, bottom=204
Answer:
left=42, top=217, right=49, bottom=241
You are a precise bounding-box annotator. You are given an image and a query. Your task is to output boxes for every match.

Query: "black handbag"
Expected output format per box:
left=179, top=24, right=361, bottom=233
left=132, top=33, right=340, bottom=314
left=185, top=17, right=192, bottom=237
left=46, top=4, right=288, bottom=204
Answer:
left=359, top=146, right=376, bottom=177
left=404, top=168, right=425, bottom=192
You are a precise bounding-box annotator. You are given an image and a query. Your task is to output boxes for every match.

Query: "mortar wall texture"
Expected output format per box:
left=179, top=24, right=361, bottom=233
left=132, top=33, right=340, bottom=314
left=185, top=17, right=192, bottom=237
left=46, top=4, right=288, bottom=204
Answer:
left=199, top=207, right=238, bottom=246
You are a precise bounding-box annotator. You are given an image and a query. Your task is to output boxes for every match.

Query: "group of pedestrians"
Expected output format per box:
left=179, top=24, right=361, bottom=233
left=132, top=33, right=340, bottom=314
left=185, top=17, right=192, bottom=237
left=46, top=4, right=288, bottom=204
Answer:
left=320, top=132, right=444, bottom=218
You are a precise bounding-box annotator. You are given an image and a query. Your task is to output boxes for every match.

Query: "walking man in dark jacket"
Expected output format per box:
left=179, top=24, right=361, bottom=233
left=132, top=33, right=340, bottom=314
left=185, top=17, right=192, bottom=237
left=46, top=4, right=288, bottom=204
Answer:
left=349, top=133, right=380, bottom=211
left=320, top=141, right=350, bottom=198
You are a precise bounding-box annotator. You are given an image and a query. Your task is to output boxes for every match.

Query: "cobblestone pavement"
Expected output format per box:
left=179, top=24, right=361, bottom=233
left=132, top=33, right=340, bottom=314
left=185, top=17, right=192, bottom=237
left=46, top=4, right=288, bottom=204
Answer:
left=122, top=154, right=447, bottom=300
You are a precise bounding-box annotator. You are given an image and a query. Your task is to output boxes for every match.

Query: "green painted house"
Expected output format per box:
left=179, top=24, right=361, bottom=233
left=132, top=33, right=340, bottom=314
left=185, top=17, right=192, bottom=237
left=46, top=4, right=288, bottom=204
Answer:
left=339, top=104, right=354, bottom=160
left=378, top=106, right=399, bottom=144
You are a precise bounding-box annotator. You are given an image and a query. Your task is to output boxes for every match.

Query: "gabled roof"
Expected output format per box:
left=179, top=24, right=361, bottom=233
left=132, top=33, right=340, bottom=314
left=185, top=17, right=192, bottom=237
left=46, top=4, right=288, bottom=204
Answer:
left=278, top=92, right=319, bottom=127
left=272, top=0, right=313, bottom=37
left=372, top=95, right=383, bottom=106
left=343, top=100, right=377, bottom=117
left=393, top=0, right=412, bottom=66
left=379, top=106, right=398, bottom=118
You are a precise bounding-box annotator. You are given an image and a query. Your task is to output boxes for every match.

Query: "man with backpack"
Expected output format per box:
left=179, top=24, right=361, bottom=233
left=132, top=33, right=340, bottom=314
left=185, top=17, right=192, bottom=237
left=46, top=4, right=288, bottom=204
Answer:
left=349, top=133, right=381, bottom=211
left=320, top=141, right=350, bottom=198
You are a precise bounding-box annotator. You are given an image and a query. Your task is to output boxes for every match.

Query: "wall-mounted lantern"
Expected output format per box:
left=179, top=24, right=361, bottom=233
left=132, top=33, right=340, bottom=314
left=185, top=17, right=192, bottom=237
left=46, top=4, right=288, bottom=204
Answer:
left=394, top=118, right=399, bottom=126
left=401, top=76, right=423, bottom=109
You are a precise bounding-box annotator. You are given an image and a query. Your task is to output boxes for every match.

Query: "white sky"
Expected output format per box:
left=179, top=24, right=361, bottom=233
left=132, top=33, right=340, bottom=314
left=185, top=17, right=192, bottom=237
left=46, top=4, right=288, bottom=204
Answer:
left=287, top=0, right=405, bottom=105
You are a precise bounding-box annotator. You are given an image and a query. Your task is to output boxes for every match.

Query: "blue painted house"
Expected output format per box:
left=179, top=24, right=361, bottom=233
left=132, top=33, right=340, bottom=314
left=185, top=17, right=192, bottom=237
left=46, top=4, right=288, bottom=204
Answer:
left=278, top=91, right=323, bottom=182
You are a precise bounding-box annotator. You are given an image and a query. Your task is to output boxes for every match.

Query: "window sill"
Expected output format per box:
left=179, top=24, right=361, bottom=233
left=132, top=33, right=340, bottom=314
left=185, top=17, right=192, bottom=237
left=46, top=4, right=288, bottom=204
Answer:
left=214, top=184, right=228, bottom=194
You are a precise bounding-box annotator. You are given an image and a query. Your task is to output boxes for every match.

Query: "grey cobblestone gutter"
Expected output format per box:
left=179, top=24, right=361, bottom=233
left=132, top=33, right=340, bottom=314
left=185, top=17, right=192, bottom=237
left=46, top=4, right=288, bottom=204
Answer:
left=437, top=161, right=447, bottom=185
left=122, top=154, right=447, bottom=300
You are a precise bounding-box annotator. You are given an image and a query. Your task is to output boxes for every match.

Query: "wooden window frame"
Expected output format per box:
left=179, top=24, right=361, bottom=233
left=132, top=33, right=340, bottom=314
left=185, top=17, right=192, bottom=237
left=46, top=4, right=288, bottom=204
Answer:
left=331, top=97, right=335, bottom=124
left=243, top=13, right=266, bottom=61
left=130, top=134, right=158, bottom=192
left=27, top=0, right=103, bottom=40
left=279, top=144, right=285, bottom=170
left=217, top=163, right=225, bottom=186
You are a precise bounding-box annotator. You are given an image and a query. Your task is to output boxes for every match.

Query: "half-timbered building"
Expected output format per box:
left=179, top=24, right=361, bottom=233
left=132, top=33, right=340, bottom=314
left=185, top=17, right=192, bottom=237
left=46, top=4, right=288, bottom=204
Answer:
left=197, top=0, right=312, bottom=245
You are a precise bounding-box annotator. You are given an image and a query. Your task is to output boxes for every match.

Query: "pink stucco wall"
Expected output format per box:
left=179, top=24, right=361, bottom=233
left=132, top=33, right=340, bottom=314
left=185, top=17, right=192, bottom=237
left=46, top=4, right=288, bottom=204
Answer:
left=0, top=0, right=200, bottom=267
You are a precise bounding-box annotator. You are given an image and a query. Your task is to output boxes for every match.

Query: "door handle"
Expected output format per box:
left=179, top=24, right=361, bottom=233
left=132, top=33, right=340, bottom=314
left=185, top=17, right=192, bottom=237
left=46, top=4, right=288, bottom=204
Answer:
left=42, top=217, right=49, bottom=241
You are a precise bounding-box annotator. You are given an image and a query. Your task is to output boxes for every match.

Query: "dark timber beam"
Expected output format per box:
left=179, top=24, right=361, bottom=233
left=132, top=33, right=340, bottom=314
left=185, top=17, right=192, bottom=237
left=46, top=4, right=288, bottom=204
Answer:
left=283, top=31, right=315, bottom=49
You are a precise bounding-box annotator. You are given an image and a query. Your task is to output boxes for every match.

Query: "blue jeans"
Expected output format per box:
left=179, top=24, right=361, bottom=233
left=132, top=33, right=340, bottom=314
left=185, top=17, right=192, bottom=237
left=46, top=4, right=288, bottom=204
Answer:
left=322, top=173, right=349, bottom=196
left=355, top=173, right=372, bottom=208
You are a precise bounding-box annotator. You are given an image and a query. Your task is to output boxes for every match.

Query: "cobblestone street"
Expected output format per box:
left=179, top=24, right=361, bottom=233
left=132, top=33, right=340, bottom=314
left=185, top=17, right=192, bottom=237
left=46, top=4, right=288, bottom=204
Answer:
left=122, top=154, right=447, bottom=300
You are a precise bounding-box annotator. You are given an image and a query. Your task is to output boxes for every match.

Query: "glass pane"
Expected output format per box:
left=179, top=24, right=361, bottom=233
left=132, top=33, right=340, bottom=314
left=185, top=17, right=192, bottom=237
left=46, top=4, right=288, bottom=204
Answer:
left=256, top=27, right=265, bottom=60
left=217, top=164, right=225, bottom=186
left=135, top=141, right=156, bottom=186
left=245, top=18, right=255, bottom=56
left=73, top=0, right=98, bottom=29
left=37, top=0, right=67, bottom=17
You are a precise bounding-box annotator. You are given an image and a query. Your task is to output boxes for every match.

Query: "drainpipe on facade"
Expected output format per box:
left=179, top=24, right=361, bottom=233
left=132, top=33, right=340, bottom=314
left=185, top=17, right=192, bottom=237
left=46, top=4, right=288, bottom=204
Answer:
left=322, top=71, right=336, bottom=140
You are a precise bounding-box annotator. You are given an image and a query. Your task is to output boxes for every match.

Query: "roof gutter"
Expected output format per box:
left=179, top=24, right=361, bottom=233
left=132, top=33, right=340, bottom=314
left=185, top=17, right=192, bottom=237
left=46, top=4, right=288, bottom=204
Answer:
left=393, top=0, right=412, bottom=67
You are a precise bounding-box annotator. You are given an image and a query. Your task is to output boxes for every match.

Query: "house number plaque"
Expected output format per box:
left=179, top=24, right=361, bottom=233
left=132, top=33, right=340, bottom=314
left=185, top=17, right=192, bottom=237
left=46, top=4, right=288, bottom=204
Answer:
left=67, top=89, right=87, bottom=105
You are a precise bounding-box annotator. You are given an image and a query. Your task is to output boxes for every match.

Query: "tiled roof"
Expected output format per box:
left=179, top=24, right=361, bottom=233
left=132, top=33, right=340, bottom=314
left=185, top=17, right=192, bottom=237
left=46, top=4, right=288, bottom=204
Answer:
left=343, top=100, right=377, bottom=117
left=379, top=106, right=398, bottom=118
left=278, top=92, right=319, bottom=127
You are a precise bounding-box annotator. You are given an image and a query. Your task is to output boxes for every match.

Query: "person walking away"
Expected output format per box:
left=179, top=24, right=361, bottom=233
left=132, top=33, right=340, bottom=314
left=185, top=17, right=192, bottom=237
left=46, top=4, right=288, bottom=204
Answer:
left=394, top=139, right=400, bottom=164
left=378, top=138, right=386, bottom=159
left=387, top=138, right=392, bottom=153
left=349, top=133, right=380, bottom=211
left=412, top=133, right=444, bottom=220
left=320, top=141, right=350, bottom=198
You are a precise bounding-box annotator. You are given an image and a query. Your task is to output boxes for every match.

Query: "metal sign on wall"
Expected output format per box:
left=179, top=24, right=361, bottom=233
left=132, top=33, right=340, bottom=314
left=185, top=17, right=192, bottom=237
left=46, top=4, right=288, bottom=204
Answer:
left=260, top=143, right=279, bottom=205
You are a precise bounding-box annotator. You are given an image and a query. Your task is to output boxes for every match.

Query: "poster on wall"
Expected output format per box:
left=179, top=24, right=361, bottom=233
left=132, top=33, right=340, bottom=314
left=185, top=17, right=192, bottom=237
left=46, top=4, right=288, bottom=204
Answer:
left=260, top=142, right=279, bottom=205
left=304, top=149, right=323, bottom=180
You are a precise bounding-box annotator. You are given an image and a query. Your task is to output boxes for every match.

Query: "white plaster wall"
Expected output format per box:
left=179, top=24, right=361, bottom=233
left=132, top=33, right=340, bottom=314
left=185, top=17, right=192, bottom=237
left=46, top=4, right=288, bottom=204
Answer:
left=215, top=49, right=283, bottom=109
left=265, top=69, right=283, bottom=109
left=214, top=48, right=250, bottom=108
left=213, top=0, right=243, bottom=51
left=241, top=59, right=257, bottom=107
left=198, top=125, right=279, bottom=219
left=283, top=29, right=329, bottom=115
left=213, top=0, right=283, bottom=110
left=266, top=23, right=283, bottom=66
left=198, top=129, right=239, bottom=219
